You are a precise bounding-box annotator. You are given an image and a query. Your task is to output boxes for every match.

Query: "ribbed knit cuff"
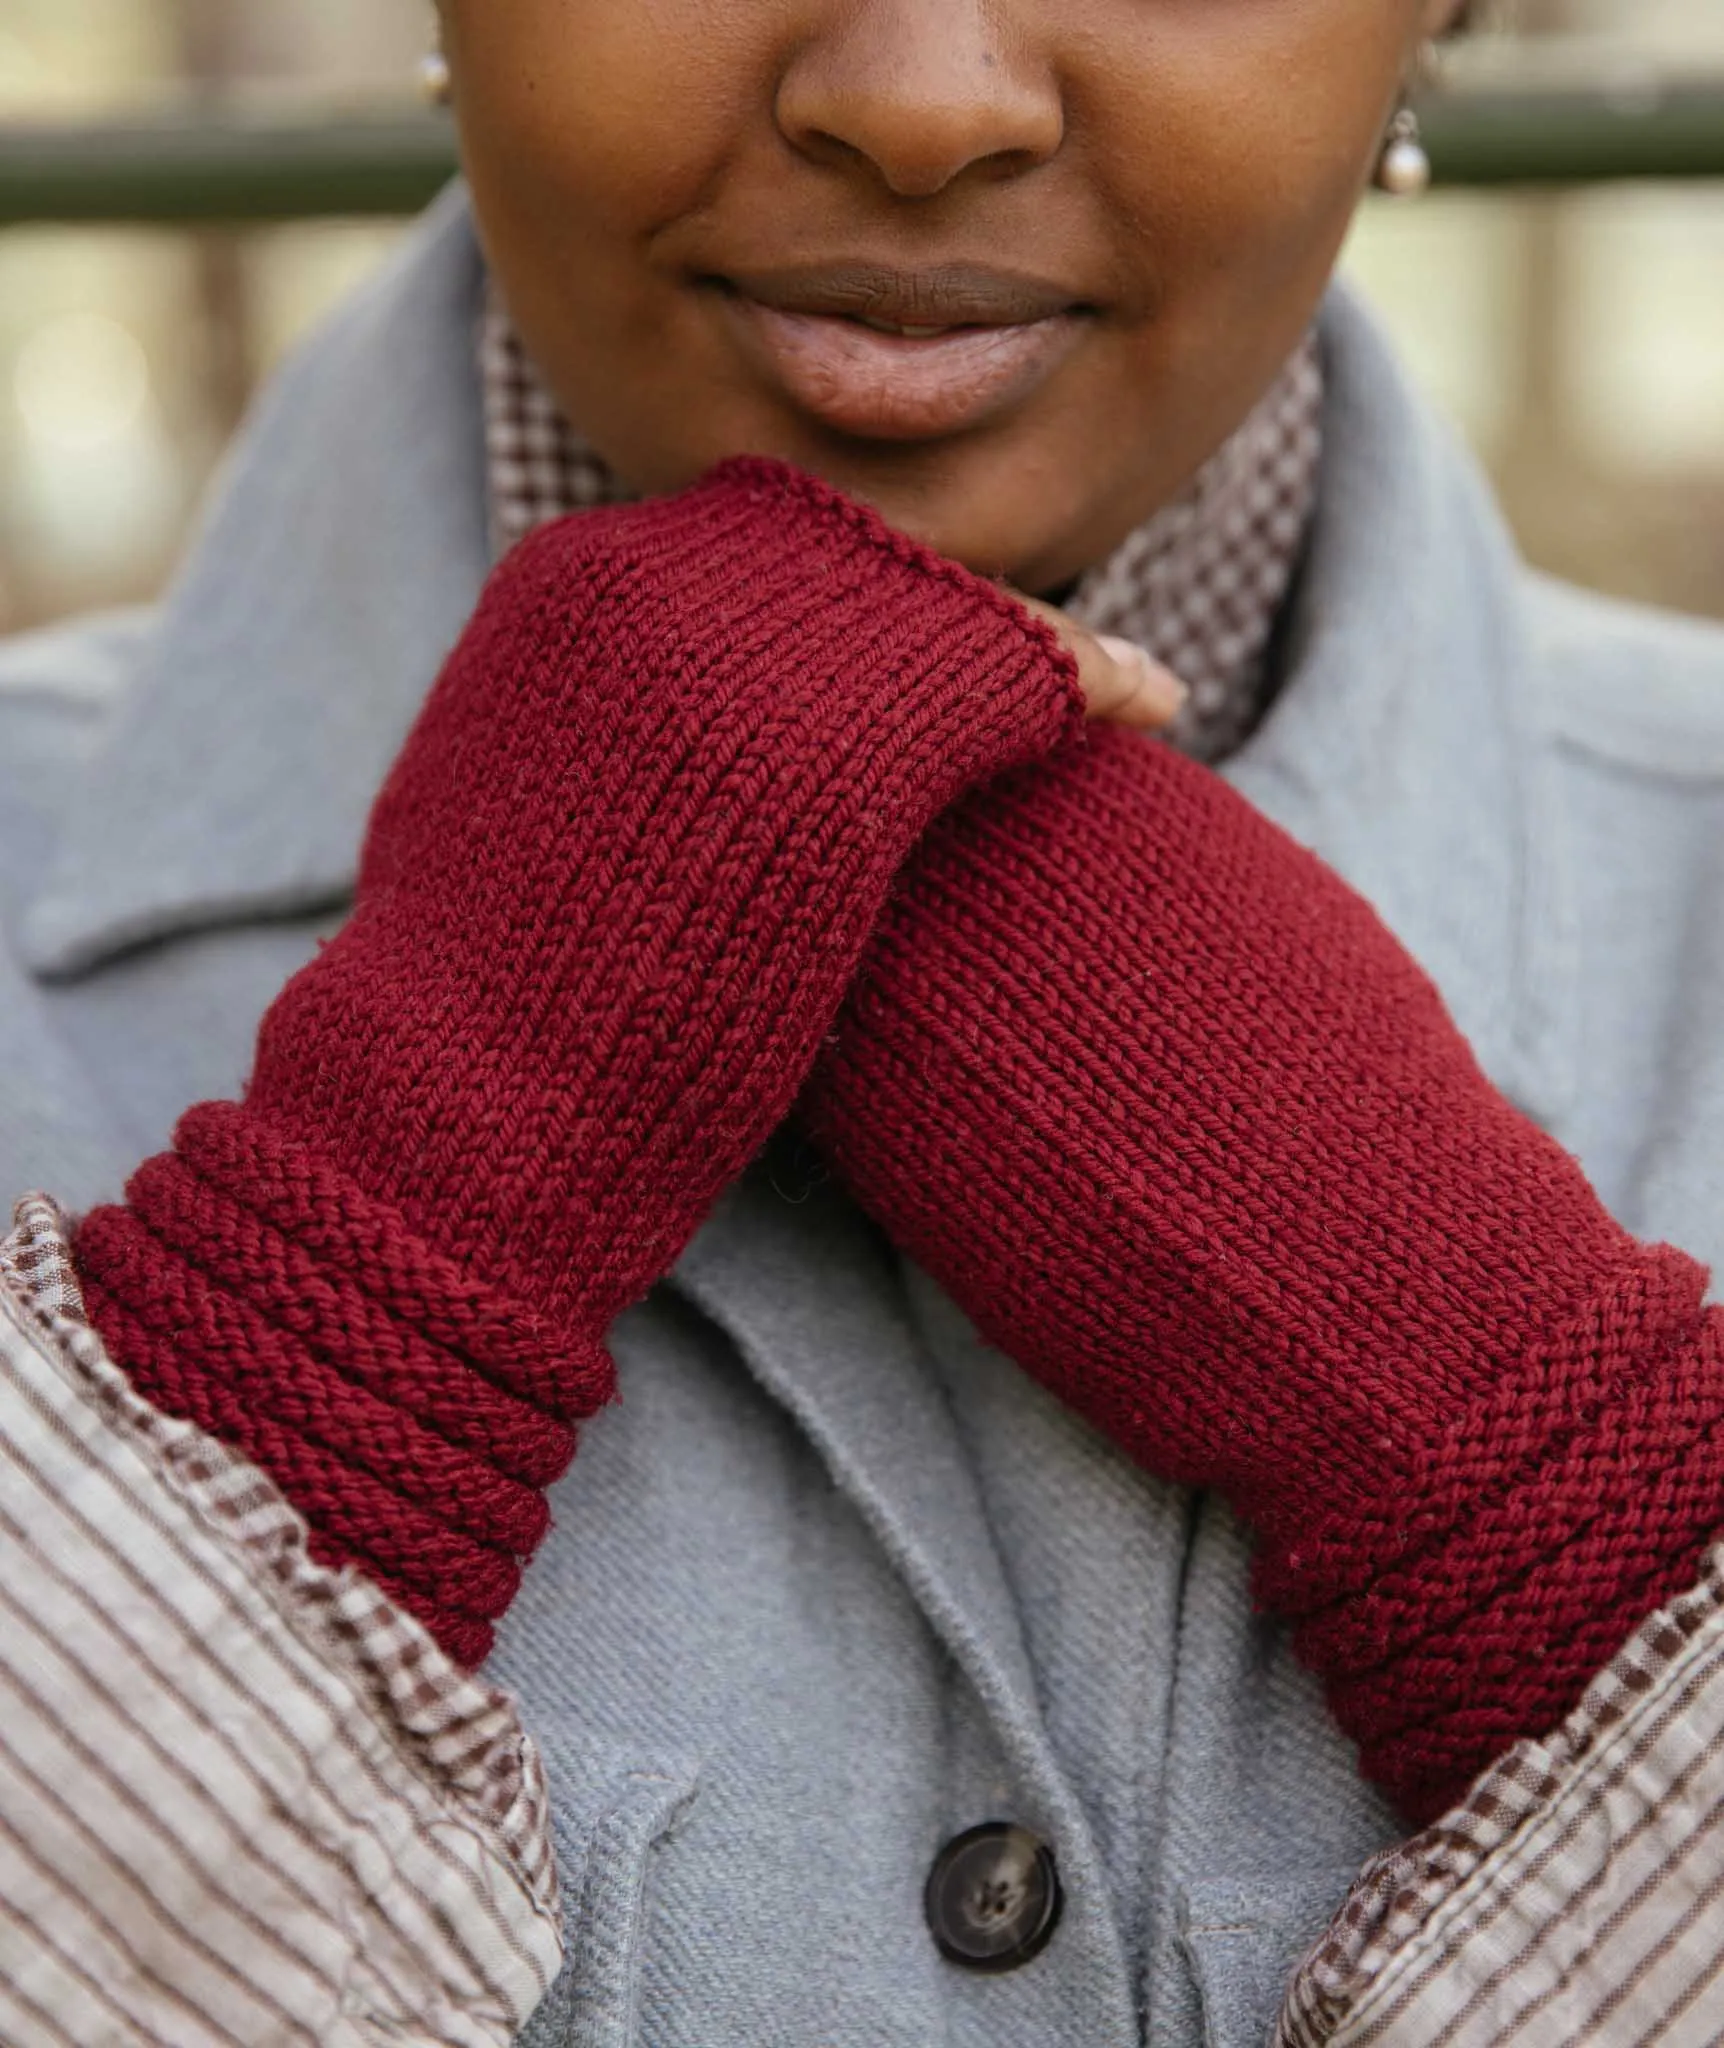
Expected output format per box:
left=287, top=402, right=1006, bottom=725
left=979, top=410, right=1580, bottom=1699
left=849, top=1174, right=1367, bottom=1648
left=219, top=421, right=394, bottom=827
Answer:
left=495, top=454, right=1090, bottom=830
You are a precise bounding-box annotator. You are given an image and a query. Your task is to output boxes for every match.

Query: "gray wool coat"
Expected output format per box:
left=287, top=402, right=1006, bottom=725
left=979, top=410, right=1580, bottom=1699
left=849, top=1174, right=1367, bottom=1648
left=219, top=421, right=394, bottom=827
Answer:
left=1, top=185, right=1723, bottom=2048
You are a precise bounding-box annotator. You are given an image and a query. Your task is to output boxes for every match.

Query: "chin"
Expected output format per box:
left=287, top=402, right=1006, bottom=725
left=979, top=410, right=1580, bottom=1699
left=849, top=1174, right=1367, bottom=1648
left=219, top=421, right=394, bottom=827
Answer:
left=771, top=437, right=1094, bottom=590
left=593, top=393, right=1113, bottom=591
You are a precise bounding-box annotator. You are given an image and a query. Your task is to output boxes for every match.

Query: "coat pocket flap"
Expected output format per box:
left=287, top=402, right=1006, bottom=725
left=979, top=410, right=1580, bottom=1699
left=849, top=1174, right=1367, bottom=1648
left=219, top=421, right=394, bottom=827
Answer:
left=1178, top=1871, right=1357, bottom=2048
left=519, top=1732, right=701, bottom=2048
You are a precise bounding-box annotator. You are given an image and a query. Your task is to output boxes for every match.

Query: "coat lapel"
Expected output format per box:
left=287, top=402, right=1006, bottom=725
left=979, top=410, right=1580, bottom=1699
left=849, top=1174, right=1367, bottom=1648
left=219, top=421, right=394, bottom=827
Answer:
left=1224, top=289, right=1573, bottom=1131
left=675, top=1166, right=1060, bottom=1753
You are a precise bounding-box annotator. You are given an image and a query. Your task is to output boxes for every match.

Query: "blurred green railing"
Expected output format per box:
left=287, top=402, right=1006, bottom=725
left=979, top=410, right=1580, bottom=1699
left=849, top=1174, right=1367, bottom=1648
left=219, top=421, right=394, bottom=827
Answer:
left=0, top=84, right=1719, bottom=225
left=0, top=112, right=450, bottom=226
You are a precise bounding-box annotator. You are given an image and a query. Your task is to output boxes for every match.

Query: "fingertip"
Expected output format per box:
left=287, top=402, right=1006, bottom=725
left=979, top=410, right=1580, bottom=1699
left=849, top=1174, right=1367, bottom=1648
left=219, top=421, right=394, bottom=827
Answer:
left=1096, top=636, right=1189, bottom=730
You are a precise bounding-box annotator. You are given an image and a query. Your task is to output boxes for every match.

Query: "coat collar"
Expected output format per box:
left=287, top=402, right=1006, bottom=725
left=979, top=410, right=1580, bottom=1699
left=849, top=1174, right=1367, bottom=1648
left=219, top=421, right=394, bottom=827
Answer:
left=1225, top=288, right=1572, bottom=1126
left=18, top=183, right=1568, bottom=1121
left=20, top=182, right=492, bottom=980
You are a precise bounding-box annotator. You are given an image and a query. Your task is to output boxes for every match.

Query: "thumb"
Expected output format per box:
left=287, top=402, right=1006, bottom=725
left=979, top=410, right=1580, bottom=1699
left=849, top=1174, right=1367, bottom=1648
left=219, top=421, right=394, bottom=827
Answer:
left=1012, top=593, right=1189, bottom=731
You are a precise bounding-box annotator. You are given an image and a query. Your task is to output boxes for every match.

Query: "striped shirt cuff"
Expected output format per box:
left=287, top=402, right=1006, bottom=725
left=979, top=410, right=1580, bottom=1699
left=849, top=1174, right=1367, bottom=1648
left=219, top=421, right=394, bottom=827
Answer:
left=0, top=1194, right=560, bottom=2047
left=1279, top=1540, right=1724, bottom=2046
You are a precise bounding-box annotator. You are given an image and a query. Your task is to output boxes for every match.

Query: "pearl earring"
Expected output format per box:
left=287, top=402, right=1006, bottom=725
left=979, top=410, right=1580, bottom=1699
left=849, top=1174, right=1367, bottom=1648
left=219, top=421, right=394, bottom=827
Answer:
left=1376, top=106, right=1432, bottom=198
left=418, top=48, right=452, bottom=107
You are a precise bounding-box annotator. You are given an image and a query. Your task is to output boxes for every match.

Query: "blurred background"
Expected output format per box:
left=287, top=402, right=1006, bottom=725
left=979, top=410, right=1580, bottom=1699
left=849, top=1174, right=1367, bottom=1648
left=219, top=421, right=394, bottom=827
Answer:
left=0, top=0, right=1718, bottom=634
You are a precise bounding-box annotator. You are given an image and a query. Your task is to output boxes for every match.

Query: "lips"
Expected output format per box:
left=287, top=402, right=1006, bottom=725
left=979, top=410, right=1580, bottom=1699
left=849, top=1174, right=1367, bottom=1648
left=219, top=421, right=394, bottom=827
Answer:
left=712, top=263, right=1090, bottom=443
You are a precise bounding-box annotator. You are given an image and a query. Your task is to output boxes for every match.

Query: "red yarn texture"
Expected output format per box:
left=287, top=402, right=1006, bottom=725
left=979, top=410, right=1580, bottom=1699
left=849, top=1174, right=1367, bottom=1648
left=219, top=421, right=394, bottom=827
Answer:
left=809, top=725, right=1724, bottom=1823
left=75, top=459, right=1083, bottom=1668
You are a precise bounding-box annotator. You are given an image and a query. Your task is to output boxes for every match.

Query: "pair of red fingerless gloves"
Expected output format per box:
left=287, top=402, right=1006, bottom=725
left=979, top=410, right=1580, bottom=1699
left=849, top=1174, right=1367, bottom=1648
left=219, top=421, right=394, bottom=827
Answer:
left=77, top=462, right=1724, bottom=1823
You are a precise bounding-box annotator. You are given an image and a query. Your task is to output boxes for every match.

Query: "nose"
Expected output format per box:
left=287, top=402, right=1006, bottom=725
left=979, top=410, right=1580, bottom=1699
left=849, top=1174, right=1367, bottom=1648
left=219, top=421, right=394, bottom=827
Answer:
left=777, top=0, right=1064, bottom=199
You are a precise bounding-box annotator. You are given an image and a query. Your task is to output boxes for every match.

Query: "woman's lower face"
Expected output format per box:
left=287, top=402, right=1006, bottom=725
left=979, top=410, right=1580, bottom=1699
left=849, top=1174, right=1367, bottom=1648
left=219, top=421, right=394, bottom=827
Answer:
left=440, top=0, right=1460, bottom=596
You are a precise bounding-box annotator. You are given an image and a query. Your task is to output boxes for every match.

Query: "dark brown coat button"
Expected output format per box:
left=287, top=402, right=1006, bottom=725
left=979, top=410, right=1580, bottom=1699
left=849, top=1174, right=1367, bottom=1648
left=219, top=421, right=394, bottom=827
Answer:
left=924, top=1823, right=1063, bottom=1972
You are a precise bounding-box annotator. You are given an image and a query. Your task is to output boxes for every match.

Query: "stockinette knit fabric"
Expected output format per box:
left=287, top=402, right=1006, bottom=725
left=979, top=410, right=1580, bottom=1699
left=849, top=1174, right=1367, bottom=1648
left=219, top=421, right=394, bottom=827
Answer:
left=806, top=725, right=1724, bottom=1823
left=74, top=459, right=1085, bottom=1667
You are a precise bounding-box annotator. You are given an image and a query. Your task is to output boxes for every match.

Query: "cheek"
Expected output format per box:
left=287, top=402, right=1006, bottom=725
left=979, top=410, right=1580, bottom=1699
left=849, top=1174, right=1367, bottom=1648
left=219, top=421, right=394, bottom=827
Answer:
left=1085, top=0, right=1407, bottom=305
left=449, top=0, right=764, bottom=251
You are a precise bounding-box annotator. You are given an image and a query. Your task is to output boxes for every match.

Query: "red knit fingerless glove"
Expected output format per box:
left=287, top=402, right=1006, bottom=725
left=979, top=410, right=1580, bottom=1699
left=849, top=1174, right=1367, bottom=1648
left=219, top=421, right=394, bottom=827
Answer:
left=808, top=725, right=1724, bottom=1822
left=75, top=459, right=1082, bottom=1666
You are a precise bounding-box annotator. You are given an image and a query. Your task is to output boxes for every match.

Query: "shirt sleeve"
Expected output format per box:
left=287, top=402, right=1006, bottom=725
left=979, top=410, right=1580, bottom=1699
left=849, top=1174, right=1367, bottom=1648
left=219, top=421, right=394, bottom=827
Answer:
left=0, top=1194, right=562, bottom=2048
left=1278, top=1541, right=1724, bottom=2047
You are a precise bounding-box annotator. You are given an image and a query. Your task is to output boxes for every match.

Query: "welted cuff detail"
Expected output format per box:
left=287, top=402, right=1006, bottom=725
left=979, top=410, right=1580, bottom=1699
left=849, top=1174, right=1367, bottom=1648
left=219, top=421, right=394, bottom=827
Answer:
left=1278, top=1536, right=1724, bottom=2046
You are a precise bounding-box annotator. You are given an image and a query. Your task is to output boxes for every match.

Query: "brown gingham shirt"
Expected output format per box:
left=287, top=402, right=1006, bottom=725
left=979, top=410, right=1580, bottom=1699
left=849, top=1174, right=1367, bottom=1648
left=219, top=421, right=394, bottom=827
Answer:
left=0, top=316, right=1720, bottom=2046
